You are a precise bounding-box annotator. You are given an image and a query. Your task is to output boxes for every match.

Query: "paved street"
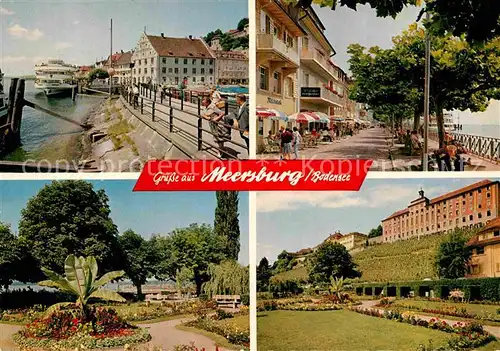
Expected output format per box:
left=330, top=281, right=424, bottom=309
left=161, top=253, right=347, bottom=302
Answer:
left=128, top=91, right=248, bottom=159
left=258, top=127, right=395, bottom=171
left=257, top=126, right=500, bottom=171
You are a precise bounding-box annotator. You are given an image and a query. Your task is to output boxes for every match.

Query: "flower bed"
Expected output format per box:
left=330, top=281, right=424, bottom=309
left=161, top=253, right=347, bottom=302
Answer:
left=12, top=307, right=151, bottom=350
left=350, top=307, right=495, bottom=349
left=256, top=297, right=359, bottom=312
left=184, top=317, right=249, bottom=347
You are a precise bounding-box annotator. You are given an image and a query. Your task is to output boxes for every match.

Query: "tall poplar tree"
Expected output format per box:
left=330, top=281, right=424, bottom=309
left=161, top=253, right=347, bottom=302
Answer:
left=214, top=191, right=241, bottom=260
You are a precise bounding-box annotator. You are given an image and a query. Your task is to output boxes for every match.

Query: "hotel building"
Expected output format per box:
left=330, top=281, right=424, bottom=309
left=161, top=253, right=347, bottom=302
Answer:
left=382, top=180, right=500, bottom=243
left=298, top=7, right=343, bottom=116
left=131, top=33, right=215, bottom=86
left=213, top=50, right=249, bottom=85
left=256, top=0, right=305, bottom=116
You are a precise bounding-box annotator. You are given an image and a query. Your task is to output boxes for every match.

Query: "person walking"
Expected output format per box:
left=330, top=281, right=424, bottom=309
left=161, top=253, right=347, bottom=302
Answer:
left=292, top=126, right=302, bottom=159
left=233, top=94, right=249, bottom=152
left=180, top=77, right=187, bottom=102
left=201, top=97, right=231, bottom=158
left=281, top=128, right=293, bottom=160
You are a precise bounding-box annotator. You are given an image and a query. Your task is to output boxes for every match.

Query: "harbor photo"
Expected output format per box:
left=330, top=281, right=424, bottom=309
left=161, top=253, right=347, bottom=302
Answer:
left=0, top=182, right=249, bottom=350
left=255, top=1, right=500, bottom=172
left=0, top=0, right=249, bottom=172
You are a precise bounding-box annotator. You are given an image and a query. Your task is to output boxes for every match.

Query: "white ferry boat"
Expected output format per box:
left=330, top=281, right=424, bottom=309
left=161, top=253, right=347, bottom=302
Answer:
left=0, top=69, right=7, bottom=120
left=428, top=112, right=454, bottom=133
left=34, top=59, right=78, bottom=96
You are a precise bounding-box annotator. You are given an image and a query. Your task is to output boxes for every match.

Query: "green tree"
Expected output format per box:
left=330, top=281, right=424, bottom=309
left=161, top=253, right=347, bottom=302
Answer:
left=272, top=251, right=296, bottom=274
left=307, top=0, right=499, bottom=44
left=214, top=191, right=241, bottom=260
left=18, top=180, right=122, bottom=279
left=0, top=223, right=36, bottom=290
left=88, top=68, right=109, bottom=82
left=368, top=225, right=383, bottom=238
left=203, top=260, right=249, bottom=297
left=237, top=18, right=249, bottom=31
left=257, top=257, right=272, bottom=292
left=435, top=230, right=472, bottom=279
left=175, top=267, right=195, bottom=298
left=152, top=224, right=226, bottom=295
left=39, top=255, right=125, bottom=320
left=307, top=242, right=360, bottom=284
left=118, top=229, right=156, bottom=299
left=204, top=29, right=223, bottom=45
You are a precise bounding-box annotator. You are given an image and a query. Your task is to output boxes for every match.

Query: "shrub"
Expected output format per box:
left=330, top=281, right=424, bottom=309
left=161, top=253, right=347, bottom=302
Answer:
left=212, top=309, right=234, bottom=320
left=0, top=289, right=74, bottom=310
left=257, top=292, right=273, bottom=300
left=241, top=294, right=250, bottom=306
left=185, top=317, right=249, bottom=346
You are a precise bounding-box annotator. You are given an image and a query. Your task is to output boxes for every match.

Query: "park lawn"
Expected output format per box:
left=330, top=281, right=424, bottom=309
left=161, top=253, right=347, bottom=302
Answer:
left=257, top=310, right=452, bottom=351
left=391, top=299, right=500, bottom=321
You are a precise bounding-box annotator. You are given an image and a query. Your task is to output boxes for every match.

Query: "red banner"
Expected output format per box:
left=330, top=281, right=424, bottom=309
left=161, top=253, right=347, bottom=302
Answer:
left=133, top=160, right=372, bottom=191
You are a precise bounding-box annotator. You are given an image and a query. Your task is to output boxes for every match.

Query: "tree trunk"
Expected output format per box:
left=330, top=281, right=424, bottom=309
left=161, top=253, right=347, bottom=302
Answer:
left=413, top=111, right=420, bottom=131
left=195, top=276, right=203, bottom=297
left=135, top=283, right=144, bottom=301
left=435, top=103, right=445, bottom=148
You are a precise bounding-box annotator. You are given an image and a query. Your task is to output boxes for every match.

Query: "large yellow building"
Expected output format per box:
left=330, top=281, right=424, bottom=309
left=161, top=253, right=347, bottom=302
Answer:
left=467, top=218, right=500, bottom=278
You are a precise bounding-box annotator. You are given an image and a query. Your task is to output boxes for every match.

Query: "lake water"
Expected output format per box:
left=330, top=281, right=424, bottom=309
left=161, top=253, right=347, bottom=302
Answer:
left=217, top=85, right=248, bottom=94
left=455, top=124, right=500, bottom=139
left=4, top=78, right=103, bottom=157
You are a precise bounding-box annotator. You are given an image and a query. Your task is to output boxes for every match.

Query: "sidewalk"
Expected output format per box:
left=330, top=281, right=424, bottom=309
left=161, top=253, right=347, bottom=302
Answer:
left=257, top=127, right=395, bottom=171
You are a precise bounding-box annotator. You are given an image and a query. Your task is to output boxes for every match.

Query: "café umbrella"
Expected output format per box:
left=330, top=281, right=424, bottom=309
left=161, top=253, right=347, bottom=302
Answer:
left=256, top=106, right=288, bottom=121
left=288, top=112, right=319, bottom=123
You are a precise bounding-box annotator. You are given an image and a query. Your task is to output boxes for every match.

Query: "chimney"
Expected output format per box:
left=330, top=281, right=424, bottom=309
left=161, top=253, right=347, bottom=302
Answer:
left=161, top=33, right=164, bottom=38
left=189, top=35, right=193, bottom=40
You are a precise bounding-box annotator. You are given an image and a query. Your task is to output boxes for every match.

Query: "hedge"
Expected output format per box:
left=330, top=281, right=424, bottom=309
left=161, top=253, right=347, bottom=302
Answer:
left=353, top=277, right=500, bottom=301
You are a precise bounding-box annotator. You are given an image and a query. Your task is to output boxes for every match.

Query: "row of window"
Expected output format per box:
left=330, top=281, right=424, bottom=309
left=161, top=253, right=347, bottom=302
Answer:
left=385, top=211, right=493, bottom=237
left=133, top=67, right=213, bottom=75
left=259, top=66, right=294, bottom=97
left=135, top=58, right=214, bottom=66
left=133, top=76, right=214, bottom=84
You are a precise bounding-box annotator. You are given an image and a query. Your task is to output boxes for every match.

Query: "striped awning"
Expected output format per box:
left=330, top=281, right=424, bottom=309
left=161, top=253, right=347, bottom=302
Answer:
left=288, top=112, right=319, bottom=123
left=310, top=112, right=330, bottom=123
left=256, top=106, right=288, bottom=121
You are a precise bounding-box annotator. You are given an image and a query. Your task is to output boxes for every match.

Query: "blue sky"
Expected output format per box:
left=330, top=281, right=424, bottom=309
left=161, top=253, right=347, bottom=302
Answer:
left=0, top=0, right=247, bottom=75
left=0, top=180, right=249, bottom=265
left=314, top=4, right=500, bottom=126
left=257, top=178, right=499, bottom=263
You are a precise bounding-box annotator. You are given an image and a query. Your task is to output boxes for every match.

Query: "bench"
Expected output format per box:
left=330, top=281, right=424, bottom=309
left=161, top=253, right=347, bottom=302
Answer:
left=214, top=294, right=241, bottom=309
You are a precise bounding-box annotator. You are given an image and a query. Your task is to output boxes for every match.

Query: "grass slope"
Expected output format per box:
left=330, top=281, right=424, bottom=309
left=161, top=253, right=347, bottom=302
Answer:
left=257, top=310, right=452, bottom=351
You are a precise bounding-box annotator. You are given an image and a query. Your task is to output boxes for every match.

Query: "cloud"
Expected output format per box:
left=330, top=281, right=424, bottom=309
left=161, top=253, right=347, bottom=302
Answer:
left=0, top=6, right=15, bottom=15
left=256, top=184, right=448, bottom=213
left=7, top=24, right=44, bottom=41
left=55, top=42, right=73, bottom=50
left=72, top=20, right=80, bottom=25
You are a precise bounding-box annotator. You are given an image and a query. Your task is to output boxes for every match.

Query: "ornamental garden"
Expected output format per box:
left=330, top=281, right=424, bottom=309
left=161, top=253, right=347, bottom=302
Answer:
left=0, top=181, right=249, bottom=351
left=257, top=228, right=500, bottom=351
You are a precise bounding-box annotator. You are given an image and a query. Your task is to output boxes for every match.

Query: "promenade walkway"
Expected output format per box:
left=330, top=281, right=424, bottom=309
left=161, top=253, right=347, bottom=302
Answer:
left=359, top=300, right=500, bottom=338
left=257, top=127, right=500, bottom=171
left=126, top=91, right=248, bottom=160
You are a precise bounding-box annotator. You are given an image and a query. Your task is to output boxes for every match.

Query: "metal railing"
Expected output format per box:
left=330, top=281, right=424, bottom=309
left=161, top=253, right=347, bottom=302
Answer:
left=451, top=132, right=500, bottom=162
left=121, top=85, right=248, bottom=159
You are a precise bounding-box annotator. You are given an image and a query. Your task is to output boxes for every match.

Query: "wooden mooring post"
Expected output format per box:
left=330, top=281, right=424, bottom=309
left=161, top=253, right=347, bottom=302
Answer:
left=1, top=78, right=91, bottom=158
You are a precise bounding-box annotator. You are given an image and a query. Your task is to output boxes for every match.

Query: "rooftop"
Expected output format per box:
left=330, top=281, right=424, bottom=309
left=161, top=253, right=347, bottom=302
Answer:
left=147, top=35, right=214, bottom=59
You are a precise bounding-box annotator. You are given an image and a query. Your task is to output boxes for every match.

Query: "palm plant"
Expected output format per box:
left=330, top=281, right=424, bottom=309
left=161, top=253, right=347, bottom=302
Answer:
left=38, top=255, right=126, bottom=319
left=329, top=276, right=345, bottom=302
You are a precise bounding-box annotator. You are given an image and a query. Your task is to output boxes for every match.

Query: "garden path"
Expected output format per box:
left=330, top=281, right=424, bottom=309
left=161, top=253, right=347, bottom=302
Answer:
left=0, top=318, right=233, bottom=351
left=359, top=300, right=500, bottom=338
left=0, top=323, right=21, bottom=350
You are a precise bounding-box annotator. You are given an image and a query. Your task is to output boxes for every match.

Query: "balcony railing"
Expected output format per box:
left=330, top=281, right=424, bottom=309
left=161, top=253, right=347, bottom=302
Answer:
left=257, top=33, right=300, bottom=66
left=300, top=86, right=344, bottom=107
left=301, top=49, right=338, bottom=80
